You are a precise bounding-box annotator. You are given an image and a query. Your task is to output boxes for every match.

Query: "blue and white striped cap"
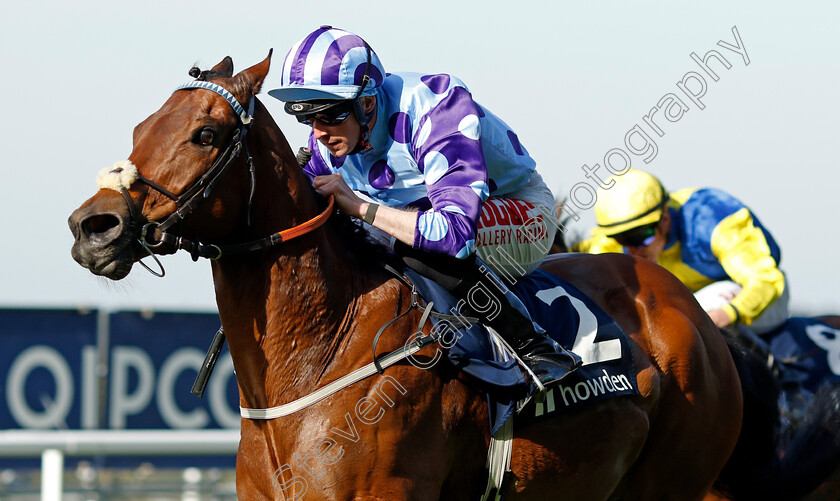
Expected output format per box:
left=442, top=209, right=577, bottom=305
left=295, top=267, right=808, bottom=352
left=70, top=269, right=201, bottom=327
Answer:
left=268, top=26, right=385, bottom=103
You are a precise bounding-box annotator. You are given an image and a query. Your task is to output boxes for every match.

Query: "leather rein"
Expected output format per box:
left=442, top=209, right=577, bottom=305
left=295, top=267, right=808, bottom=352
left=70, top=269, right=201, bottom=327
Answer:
left=119, top=81, right=334, bottom=276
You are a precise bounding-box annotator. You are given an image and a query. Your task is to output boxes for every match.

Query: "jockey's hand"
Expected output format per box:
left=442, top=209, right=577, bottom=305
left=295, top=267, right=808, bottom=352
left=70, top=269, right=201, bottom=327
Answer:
left=312, top=174, right=364, bottom=219
left=312, top=174, right=418, bottom=247
left=707, top=308, right=733, bottom=329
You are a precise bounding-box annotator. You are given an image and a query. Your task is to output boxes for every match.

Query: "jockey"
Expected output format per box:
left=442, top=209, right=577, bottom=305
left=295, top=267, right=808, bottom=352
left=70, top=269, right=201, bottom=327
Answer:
left=577, top=169, right=789, bottom=334
left=269, top=26, right=580, bottom=387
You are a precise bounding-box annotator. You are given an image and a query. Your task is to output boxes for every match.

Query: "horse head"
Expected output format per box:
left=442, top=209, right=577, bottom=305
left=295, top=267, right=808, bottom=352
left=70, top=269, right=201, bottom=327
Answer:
left=69, top=52, right=280, bottom=280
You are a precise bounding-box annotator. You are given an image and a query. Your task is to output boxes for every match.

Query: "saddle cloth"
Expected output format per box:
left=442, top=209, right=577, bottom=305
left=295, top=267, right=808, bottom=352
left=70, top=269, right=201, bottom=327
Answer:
left=403, top=263, right=638, bottom=434
left=766, top=317, right=840, bottom=392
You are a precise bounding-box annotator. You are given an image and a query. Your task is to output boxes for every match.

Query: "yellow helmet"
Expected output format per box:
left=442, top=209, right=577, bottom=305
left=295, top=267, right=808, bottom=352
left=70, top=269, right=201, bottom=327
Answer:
left=593, top=169, right=668, bottom=236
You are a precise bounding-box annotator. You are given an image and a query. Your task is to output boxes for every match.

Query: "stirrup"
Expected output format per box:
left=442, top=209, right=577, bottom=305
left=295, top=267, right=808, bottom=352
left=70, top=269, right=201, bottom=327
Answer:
left=486, top=327, right=581, bottom=392
left=523, top=351, right=582, bottom=389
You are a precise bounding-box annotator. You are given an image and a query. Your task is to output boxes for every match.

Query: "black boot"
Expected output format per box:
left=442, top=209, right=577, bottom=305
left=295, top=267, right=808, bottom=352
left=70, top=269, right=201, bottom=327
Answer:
left=451, top=271, right=582, bottom=388
left=498, top=308, right=582, bottom=386
left=395, top=243, right=581, bottom=388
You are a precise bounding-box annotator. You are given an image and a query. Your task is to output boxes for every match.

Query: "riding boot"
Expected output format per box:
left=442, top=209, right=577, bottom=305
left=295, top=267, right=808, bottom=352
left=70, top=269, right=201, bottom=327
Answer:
left=395, top=242, right=581, bottom=388
left=449, top=263, right=582, bottom=387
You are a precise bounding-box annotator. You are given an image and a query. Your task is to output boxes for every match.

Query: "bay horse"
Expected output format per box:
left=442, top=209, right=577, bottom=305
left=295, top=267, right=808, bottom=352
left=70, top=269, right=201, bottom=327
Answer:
left=68, top=53, right=839, bottom=500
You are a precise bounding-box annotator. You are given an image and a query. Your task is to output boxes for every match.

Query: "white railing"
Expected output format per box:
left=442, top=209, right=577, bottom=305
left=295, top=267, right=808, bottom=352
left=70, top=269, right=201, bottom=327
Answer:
left=0, top=429, right=240, bottom=500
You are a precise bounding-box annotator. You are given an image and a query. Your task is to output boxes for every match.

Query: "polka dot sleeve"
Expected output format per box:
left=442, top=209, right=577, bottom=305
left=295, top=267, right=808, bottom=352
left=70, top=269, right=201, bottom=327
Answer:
left=411, top=84, right=489, bottom=258
left=301, top=133, right=338, bottom=181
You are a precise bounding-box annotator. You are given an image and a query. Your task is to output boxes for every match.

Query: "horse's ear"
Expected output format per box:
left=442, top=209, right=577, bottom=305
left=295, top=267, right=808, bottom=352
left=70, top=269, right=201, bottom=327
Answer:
left=233, top=49, right=273, bottom=100
left=211, top=57, right=235, bottom=78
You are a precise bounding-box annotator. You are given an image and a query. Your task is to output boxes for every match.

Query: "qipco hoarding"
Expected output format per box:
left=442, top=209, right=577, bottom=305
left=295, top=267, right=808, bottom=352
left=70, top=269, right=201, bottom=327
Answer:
left=0, top=309, right=240, bottom=430
left=0, top=309, right=98, bottom=429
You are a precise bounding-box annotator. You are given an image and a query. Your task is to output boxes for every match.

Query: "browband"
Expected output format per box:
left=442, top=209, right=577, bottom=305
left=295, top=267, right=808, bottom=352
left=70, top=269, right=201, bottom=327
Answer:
left=174, top=81, right=254, bottom=124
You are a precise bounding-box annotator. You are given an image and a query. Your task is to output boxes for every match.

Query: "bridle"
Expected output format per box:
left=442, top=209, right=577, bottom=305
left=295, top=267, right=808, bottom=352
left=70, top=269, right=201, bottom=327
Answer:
left=120, top=80, right=334, bottom=276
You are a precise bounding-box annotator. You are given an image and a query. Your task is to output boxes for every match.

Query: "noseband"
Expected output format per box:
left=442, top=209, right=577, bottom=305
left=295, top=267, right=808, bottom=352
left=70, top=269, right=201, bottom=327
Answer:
left=116, top=80, right=333, bottom=276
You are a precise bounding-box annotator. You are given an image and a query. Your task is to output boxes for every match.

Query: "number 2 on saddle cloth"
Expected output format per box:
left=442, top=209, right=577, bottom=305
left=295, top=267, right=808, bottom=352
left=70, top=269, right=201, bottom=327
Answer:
left=398, top=256, right=638, bottom=435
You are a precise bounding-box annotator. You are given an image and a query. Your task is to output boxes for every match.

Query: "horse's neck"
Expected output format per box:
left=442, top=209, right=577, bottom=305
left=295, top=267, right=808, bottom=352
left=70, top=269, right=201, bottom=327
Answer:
left=212, top=246, right=362, bottom=408
left=211, top=106, right=374, bottom=409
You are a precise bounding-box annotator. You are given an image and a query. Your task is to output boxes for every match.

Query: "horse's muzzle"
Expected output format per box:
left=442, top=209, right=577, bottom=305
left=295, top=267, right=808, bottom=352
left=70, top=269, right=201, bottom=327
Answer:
left=68, top=194, right=138, bottom=280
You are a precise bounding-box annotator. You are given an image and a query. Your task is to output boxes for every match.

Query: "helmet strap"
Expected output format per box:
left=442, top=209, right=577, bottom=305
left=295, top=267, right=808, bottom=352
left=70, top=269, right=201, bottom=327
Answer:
left=351, top=94, right=375, bottom=152
left=348, top=42, right=374, bottom=155
left=349, top=122, right=372, bottom=155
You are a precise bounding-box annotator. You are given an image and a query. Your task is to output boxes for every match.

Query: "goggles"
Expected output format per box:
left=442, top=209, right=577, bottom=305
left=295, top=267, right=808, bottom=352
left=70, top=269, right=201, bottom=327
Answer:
left=612, top=222, right=658, bottom=248
left=288, top=101, right=354, bottom=126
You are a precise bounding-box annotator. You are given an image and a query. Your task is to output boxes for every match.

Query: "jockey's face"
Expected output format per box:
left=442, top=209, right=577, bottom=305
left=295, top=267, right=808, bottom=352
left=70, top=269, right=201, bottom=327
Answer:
left=310, top=97, right=376, bottom=157
left=623, top=213, right=670, bottom=262
left=311, top=113, right=361, bottom=157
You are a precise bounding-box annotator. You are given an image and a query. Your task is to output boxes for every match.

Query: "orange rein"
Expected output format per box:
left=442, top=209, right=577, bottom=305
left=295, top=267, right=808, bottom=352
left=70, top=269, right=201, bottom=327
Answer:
left=136, top=194, right=336, bottom=268
left=196, top=193, right=336, bottom=258
left=274, top=194, right=335, bottom=243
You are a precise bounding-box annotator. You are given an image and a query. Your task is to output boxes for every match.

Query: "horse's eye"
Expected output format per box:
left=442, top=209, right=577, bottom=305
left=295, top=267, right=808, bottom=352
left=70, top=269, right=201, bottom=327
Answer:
left=198, top=129, right=215, bottom=146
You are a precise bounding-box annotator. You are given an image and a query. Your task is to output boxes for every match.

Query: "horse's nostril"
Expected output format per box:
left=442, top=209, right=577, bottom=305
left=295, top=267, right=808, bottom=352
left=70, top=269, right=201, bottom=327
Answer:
left=81, top=213, right=124, bottom=244
left=85, top=214, right=119, bottom=234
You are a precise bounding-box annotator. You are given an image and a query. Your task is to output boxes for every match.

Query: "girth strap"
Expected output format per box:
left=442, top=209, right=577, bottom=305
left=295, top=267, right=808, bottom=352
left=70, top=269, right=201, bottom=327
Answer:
left=239, top=320, right=439, bottom=419
left=238, top=264, right=476, bottom=419
left=481, top=418, right=514, bottom=501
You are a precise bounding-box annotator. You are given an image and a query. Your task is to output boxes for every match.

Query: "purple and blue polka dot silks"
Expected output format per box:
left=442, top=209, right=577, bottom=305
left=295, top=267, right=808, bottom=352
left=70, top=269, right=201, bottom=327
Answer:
left=304, top=72, right=537, bottom=258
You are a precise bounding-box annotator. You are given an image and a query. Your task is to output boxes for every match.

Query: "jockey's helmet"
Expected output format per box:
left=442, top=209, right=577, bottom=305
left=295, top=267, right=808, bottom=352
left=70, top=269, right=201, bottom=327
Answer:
left=268, top=26, right=385, bottom=134
left=592, top=169, right=669, bottom=236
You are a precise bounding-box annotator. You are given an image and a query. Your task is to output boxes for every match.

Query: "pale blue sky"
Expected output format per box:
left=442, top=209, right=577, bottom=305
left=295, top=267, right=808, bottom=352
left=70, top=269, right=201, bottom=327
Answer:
left=1, top=1, right=838, bottom=314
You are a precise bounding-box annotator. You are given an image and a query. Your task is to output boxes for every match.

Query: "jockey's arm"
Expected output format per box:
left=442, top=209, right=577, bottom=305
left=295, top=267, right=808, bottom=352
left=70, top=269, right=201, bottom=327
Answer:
left=361, top=202, right=417, bottom=246
left=711, top=208, right=786, bottom=326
